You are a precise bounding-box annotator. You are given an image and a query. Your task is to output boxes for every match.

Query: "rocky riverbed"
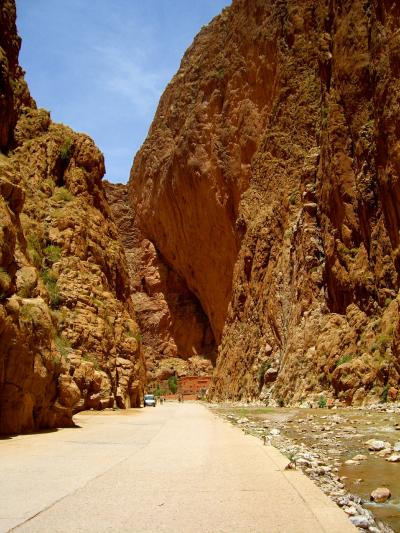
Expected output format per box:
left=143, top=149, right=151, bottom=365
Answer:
left=209, top=403, right=400, bottom=533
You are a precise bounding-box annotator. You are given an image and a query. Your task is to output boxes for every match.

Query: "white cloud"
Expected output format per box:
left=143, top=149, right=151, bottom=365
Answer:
left=92, top=43, right=168, bottom=117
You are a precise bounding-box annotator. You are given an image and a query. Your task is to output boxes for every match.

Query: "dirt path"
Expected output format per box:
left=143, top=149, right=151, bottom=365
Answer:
left=0, top=403, right=356, bottom=533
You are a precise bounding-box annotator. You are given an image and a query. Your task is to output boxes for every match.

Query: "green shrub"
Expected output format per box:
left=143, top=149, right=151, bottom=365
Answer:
left=53, top=187, right=73, bottom=203
left=0, top=267, right=11, bottom=292
left=124, top=326, right=142, bottom=343
left=168, top=376, right=178, bottom=394
left=335, top=354, right=353, bottom=367
left=40, top=269, right=61, bottom=308
left=318, top=395, right=327, bottom=408
left=55, top=335, right=72, bottom=358
left=59, top=138, right=73, bottom=163
left=380, top=385, right=389, bottom=403
left=258, top=360, right=271, bottom=385
left=289, top=191, right=299, bottom=205
left=154, top=385, right=167, bottom=397
left=50, top=309, right=67, bottom=328
left=44, top=245, right=62, bottom=265
left=19, top=303, right=41, bottom=325
left=26, top=234, right=43, bottom=269
left=82, top=352, right=100, bottom=370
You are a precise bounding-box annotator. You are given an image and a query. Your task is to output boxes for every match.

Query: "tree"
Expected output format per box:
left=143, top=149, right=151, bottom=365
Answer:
left=168, top=376, right=178, bottom=394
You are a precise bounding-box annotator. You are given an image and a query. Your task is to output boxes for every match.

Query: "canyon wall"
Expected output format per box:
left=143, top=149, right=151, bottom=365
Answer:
left=104, top=181, right=214, bottom=385
left=130, top=0, right=400, bottom=406
left=0, top=0, right=145, bottom=434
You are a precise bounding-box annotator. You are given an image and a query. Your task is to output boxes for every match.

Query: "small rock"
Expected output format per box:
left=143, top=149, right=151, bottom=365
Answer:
left=350, top=515, right=372, bottom=529
left=344, top=459, right=360, bottom=465
left=270, top=428, right=281, bottom=436
left=376, top=448, right=392, bottom=457
left=386, top=454, right=400, bottom=462
left=370, top=487, right=391, bottom=503
left=352, top=454, right=368, bottom=461
left=343, top=506, right=358, bottom=516
left=388, top=387, right=398, bottom=401
left=237, top=417, right=249, bottom=424
left=394, top=441, right=400, bottom=452
left=264, top=367, right=278, bottom=383
left=365, top=439, right=391, bottom=451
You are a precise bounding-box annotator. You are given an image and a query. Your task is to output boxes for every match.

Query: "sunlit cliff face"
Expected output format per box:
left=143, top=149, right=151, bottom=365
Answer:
left=129, top=0, right=400, bottom=406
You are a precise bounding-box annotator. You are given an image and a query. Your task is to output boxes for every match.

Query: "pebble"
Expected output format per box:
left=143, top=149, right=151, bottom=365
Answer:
left=352, top=454, right=368, bottom=461
left=345, top=459, right=360, bottom=465
left=270, top=428, right=281, bottom=436
left=393, top=442, right=400, bottom=452
left=237, top=417, right=249, bottom=424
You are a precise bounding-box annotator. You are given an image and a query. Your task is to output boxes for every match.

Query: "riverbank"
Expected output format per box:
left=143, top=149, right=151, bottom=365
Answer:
left=209, top=403, right=400, bottom=532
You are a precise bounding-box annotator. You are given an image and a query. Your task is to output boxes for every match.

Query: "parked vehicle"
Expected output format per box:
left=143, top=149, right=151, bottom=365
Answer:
left=143, top=394, right=156, bottom=407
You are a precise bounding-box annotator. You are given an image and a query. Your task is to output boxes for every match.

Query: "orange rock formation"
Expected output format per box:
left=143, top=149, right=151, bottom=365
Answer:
left=104, top=181, right=215, bottom=385
left=0, top=1, right=145, bottom=434
left=130, top=0, right=400, bottom=406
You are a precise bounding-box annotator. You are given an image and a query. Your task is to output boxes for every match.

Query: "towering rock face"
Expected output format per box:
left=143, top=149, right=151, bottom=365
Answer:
left=130, top=0, right=400, bottom=405
left=104, top=181, right=215, bottom=385
left=0, top=1, right=145, bottom=434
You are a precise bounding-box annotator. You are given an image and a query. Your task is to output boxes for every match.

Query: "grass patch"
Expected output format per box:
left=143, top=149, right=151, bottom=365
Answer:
left=289, top=191, right=299, bottom=205
left=82, top=352, right=100, bottom=370
left=40, top=269, right=61, bottom=308
left=0, top=267, right=11, bottom=292
left=53, top=187, right=73, bottom=203
left=335, top=354, right=353, bottom=367
left=59, top=138, right=73, bottom=163
left=44, top=245, right=62, bottom=265
left=50, top=309, right=67, bottom=328
left=55, top=335, right=72, bottom=358
left=19, top=303, right=41, bottom=325
left=124, top=327, right=142, bottom=342
left=258, top=360, right=271, bottom=386
left=216, top=407, right=276, bottom=418
left=154, top=384, right=167, bottom=397
left=26, top=234, right=43, bottom=269
left=372, top=334, right=392, bottom=354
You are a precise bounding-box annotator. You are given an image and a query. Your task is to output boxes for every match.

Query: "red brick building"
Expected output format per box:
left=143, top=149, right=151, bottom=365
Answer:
left=178, top=376, right=212, bottom=398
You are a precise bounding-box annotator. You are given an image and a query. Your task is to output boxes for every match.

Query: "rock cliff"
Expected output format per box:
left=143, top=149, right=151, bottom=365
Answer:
left=104, top=181, right=215, bottom=386
left=130, top=0, right=400, bottom=406
left=0, top=0, right=145, bottom=434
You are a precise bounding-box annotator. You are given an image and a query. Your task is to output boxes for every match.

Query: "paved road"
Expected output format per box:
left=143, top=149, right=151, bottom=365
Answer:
left=0, top=403, right=356, bottom=533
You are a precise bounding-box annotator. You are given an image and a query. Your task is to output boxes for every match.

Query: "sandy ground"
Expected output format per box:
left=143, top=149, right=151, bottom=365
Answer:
left=0, top=402, right=357, bottom=533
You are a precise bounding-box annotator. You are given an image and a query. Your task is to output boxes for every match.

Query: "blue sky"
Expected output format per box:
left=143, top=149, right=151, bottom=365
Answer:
left=16, top=0, right=231, bottom=183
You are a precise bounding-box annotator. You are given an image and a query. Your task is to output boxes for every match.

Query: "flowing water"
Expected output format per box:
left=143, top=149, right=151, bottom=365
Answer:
left=213, top=405, right=400, bottom=532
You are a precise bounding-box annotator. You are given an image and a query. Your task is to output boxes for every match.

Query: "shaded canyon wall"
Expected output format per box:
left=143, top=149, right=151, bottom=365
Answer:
left=104, top=181, right=215, bottom=385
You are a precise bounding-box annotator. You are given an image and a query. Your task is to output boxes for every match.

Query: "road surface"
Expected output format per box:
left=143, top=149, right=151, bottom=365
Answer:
left=0, top=402, right=356, bottom=533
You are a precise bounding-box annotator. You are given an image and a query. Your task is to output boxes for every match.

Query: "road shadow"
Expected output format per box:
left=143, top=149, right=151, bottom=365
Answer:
left=0, top=422, right=82, bottom=441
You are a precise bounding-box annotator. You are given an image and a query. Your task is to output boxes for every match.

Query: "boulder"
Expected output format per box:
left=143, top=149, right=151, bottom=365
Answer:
left=370, top=487, right=391, bottom=503
left=365, top=439, right=391, bottom=451
left=58, top=375, right=81, bottom=408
